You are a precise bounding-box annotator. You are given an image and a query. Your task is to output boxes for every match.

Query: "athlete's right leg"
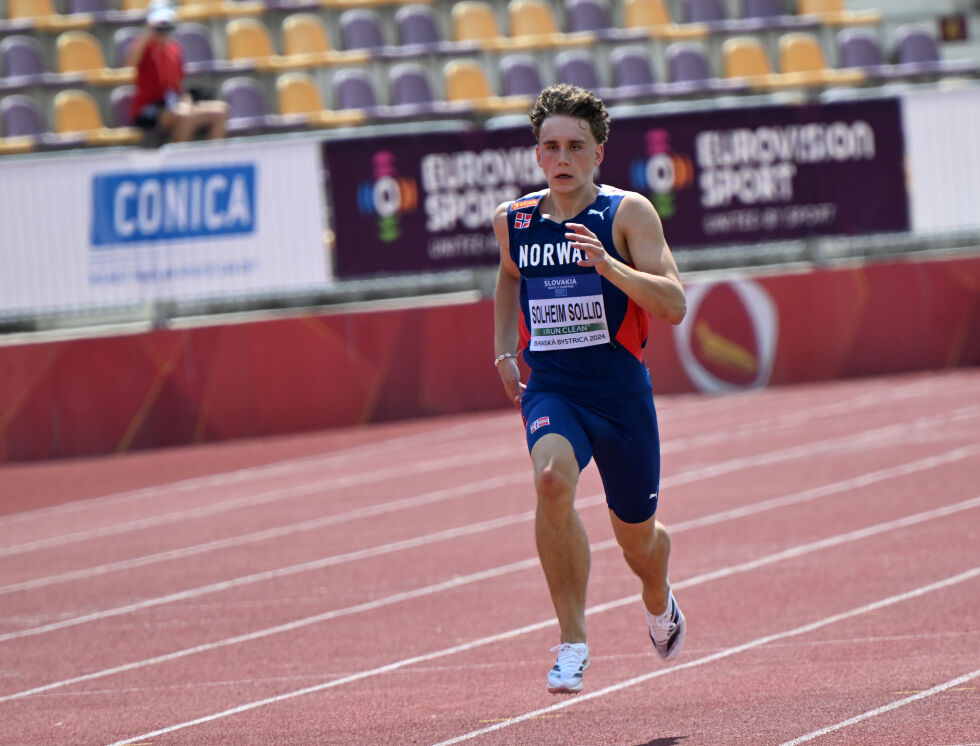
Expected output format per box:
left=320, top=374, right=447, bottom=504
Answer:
left=532, top=432, right=589, bottom=644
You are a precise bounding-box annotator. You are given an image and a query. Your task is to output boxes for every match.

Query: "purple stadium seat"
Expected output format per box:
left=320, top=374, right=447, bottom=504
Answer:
left=388, top=61, right=474, bottom=117
left=176, top=22, right=252, bottom=75
left=500, top=54, right=547, bottom=96
left=109, top=84, right=134, bottom=126
left=892, top=25, right=978, bottom=76
left=554, top=49, right=602, bottom=90
left=895, top=25, right=941, bottom=65
left=1, top=35, right=72, bottom=92
left=395, top=4, right=441, bottom=46
left=666, top=41, right=749, bottom=93
left=333, top=67, right=381, bottom=109
left=175, top=22, right=215, bottom=67
left=0, top=93, right=78, bottom=148
left=566, top=0, right=610, bottom=33
left=67, top=0, right=142, bottom=24
left=390, top=62, right=436, bottom=105
left=685, top=0, right=727, bottom=23
left=564, top=0, right=645, bottom=41
left=687, top=0, right=819, bottom=32
left=608, top=45, right=666, bottom=99
left=340, top=9, right=387, bottom=52
left=1, top=35, right=45, bottom=83
left=220, top=76, right=293, bottom=133
left=838, top=26, right=978, bottom=80
left=610, top=45, right=656, bottom=87
left=742, top=0, right=786, bottom=18
left=837, top=27, right=890, bottom=77
left=667, top=42, right=712, bottom=83
left=112, top=26, right=143, bottom=67
left=0, top=94, right=44, bottom=137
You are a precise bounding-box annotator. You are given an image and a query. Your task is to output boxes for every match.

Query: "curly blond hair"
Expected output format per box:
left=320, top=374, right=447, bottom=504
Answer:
left=529, top=84, right=610, bottom=144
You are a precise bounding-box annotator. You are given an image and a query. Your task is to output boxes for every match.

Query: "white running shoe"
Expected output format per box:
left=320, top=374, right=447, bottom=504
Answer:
left=647, top=590, right=686, bottom=661
left=547, top=642, right=589, bottom=694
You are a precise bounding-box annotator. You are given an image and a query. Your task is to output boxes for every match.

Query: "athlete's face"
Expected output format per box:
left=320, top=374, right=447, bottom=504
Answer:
left=536, top=115, right=604, bottom=192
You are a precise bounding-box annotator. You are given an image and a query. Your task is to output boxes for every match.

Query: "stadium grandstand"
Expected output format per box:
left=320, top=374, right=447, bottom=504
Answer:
left=0, top=0, right=979, bottom=334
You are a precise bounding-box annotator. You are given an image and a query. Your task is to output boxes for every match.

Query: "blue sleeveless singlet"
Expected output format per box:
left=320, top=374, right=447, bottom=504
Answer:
left=507, top=185, right=651, bottom=395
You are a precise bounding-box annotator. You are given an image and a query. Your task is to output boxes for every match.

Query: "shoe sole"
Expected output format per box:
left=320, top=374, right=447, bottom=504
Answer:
left=547, top=659, right=589, bottom=694
left=548, top=685, right=582, bottom=695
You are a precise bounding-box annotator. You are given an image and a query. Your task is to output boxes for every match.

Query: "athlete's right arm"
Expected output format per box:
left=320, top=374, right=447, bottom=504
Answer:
left=493, top=202, right=524, bottom=408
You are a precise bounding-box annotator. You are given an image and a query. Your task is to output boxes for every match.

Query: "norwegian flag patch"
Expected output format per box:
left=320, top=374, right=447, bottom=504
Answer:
left=529, top=416, right=550, bottom=434
left=514, top=212, right=532, bottom=229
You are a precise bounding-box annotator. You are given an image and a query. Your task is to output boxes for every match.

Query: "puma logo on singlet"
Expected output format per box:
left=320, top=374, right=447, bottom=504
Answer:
left=588, top=207, right=609, bottom=220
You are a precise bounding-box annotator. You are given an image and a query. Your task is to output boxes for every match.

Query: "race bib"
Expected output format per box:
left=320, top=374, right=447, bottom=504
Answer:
left=526, top=274, right=610, bottom=351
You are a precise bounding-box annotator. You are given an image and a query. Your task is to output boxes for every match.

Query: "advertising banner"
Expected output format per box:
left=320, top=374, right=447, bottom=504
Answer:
left=0, top=139, right=328, bottom=317
left=323, top=129, right=545, bottom=277
left=324, top=98, right=909, bottom=277
left=902, top=85, right=980, bottom=232
left=605, top=97, right=909, bottom=246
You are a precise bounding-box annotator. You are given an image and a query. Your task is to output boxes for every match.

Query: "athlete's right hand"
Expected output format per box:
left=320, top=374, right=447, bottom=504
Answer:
left=497, top=359, right=526, bottom=408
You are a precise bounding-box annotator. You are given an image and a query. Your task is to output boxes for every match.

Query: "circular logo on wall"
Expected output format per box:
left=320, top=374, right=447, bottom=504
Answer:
left=673, top=278, right=779, bottom=394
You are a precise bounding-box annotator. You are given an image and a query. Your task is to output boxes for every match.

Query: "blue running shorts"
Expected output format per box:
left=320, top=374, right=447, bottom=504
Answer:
left=521, top=387, right=662, bottom=524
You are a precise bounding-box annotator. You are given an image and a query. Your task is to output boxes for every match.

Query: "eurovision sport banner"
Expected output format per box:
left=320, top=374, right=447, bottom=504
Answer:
left=323, top=127, right=544, bottom=277
left=608, top=97, right=909, bottom=246
left=323, top=98, right=909, bottom=277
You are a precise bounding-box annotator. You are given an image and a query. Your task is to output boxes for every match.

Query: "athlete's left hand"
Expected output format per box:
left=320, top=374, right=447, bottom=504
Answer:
left=566, top=223, right=611, bottom=274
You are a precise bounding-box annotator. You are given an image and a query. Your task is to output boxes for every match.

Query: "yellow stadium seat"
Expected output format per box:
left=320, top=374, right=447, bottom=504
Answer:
left=507, top=0, right=594, bottom=49
left=275, top=72, right=364, bottom=127
left=798, top=0, right=881, bottom=26
left=779, top=32, right=865, bottom=86
left=53, top=89, right=143, bottom=146
left=722, top=36, right=783, bottom=88
left=8, top=0, right=92, bottom=30
left=226, top=18, right=296, bottom=71
left=319, top=0, right=429, bottom=7
left=452, top=1, right=509, bottom=50
left=0, top=136, right=35, bottom=155
left=281, top=13, right=370, bottom=66
left=444, top=58, right=532, bottom=114
left=178, top=0, right=264, bottom=22
left=57, top=30, right=134, bottom=84
left=622, top=0, right=708, bottom=41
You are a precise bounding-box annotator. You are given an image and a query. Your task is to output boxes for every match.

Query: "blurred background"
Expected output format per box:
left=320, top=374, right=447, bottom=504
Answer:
left=1, top=0, right=978, bottom=462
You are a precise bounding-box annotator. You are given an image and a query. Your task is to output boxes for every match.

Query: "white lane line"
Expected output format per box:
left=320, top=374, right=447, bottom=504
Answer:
left=0, top=496, right=576, bottom=644
left=777, top=668, right=980, bottom=746
left=4, top=441, right=975, bottom=599
left=6, top=491, right=978, bottom=712
left=2, top=428, right=976, bottom=645
left=104, top=558, right=980, bottom=746
left=4, top=402, right=974, bottom=564
left=1, top=373, right=965, bottom=538
left=430, top=566, right=980, bottom=746
left=0, top=417, right=493, bottom=526
left=0, top=443, right=524, bottom=558
left=0, top=473, right=529, bottom=595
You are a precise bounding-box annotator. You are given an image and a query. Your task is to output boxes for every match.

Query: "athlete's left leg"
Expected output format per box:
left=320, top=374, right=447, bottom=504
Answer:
left=609, top=512, right=671, bottom=617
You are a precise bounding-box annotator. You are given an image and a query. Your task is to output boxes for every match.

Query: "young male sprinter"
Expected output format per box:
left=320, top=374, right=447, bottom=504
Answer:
left=492, top=84, right=688, bottom=694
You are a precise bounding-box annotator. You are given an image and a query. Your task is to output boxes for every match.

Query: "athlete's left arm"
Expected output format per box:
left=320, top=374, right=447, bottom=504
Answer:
left=566, top=192, right=686, bottom=325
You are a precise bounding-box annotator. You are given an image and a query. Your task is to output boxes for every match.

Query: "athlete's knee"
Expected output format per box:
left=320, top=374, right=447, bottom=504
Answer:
left=617, top=529, right=653, bottom=564
left=535, top=461, right=574, bottom=504
left=617, top=519, right=669, bottom=564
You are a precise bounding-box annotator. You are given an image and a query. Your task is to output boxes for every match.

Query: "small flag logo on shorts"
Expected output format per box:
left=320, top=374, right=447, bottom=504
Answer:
left=529, top=416, right=550, bottom=434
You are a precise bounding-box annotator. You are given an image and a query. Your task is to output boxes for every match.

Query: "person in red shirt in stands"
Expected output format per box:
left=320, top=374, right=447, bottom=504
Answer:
left=127, top=4, right=228, bottom=143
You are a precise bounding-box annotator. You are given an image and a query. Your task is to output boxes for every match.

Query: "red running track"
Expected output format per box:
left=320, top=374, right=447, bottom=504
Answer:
left=1, top=369, right=979, bottom=745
